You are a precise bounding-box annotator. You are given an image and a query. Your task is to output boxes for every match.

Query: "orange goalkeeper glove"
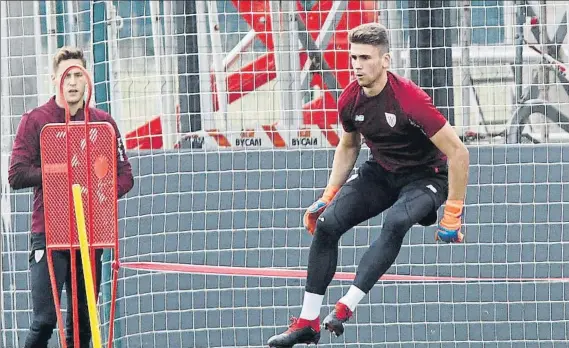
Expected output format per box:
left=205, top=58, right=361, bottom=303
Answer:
left=303, top=185, right=340, bottom=235
left=435, top=200, right=464, bottom=243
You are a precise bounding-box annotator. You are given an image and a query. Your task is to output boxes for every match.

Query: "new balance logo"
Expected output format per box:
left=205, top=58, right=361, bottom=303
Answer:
left=354, top=114, right=364, bottom=122
left=426, top=184, right=437, bottom=193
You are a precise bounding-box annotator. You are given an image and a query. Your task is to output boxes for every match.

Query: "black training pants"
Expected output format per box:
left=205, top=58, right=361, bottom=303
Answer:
left=24, top=233, right=103, bottom=348
left=305, top=160, right=448, bottom=295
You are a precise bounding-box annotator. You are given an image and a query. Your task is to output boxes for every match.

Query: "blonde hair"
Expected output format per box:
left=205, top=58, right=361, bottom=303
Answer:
left=52, top=46, right=87, bottom=73
left=348, top=23, right=390, bottom=53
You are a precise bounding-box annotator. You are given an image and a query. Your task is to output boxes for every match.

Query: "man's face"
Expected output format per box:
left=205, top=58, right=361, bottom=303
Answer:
left=52, top=59, right=86, bottom=106
left=350, top=43, right=390, bottom=88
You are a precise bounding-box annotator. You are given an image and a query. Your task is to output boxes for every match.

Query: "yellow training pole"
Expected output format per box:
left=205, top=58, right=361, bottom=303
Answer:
left=72, top=184, right=103, bottom=348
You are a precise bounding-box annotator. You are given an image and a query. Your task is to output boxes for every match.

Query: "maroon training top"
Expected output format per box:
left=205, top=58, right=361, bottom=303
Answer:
left=338, top=71, right=448, bottom=173
left=8, top=96, right=134, bottom=234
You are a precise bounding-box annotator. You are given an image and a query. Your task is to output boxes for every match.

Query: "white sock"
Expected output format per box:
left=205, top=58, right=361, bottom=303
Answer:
left=338, top=285, right=366, bottom=312
left=299, top=292, right=324, bottom=320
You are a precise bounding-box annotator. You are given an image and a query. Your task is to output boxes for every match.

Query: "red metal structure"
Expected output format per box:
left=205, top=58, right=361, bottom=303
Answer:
left=40, top=65, right=120, bottom=348
left=125, top=0, right=378, bottom=149
left=224, top=0, right=378, bottom=128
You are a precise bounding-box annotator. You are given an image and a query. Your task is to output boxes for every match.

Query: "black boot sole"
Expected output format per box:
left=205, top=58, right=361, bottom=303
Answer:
left=268, top=332, right=320, bottom=347
left=323, top=319, right=345, bottom=337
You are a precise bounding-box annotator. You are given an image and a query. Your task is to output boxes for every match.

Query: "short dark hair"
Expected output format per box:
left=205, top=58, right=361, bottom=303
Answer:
left=348, top=23, right=389, bottom=53
left=52, top=46, right=87, bottom=73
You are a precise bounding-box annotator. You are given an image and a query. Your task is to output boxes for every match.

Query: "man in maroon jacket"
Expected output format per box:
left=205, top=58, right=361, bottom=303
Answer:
left=8, top=46, right=134, bottom=348
left=268, top=23, right=470, bottom=347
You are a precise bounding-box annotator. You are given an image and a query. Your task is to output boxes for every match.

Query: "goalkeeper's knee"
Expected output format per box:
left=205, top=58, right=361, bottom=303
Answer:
left=312, top=211, right=343, bottom=245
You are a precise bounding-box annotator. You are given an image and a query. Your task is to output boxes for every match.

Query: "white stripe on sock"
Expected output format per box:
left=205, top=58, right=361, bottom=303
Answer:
left=338, top=285, right=366, bottom=312
left=299, top=292, right=324, bottom=320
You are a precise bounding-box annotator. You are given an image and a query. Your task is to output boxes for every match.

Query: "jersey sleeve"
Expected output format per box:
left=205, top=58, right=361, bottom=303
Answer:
left=101, top=111, right=134, bottom=198
left=403, top=83, right=447, bottom=138
left=8, top=113, right=42, bottom=189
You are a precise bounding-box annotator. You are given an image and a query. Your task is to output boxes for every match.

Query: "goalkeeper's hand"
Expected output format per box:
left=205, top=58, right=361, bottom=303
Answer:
left=303, top=186, right=340, bottom=235
left=435, top=200, right=464, bottom=243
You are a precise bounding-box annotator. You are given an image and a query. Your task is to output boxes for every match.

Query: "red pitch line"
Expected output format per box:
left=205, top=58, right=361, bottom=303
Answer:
left=120, top=262, right=569, bottom=283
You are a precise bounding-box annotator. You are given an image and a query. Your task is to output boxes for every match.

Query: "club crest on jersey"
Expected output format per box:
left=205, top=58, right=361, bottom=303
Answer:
left=385, top=112, right=396, bottom=127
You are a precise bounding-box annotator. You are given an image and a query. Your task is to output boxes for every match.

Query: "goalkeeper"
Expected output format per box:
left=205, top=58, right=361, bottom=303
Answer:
left=8, top=46, right=134, bottom=348
left=268, top=23, right=469, bottom=347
